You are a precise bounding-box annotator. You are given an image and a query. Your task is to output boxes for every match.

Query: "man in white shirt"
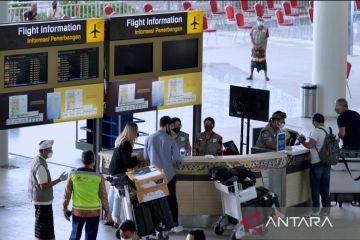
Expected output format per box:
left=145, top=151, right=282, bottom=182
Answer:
left=47, top=1, right=65, bottom=20
left=298, top=113, right=331, bottom=217
left=28, top=140, right=68, bottom=240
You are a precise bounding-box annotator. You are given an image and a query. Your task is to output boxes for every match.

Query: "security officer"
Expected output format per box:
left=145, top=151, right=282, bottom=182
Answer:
left=193, top=117, right=223, bottom=156
left=255, top=111, right=287, bottom=151
left=63, top=150, right=111, bottom=240
left=171, top=117, right=192, bottom=156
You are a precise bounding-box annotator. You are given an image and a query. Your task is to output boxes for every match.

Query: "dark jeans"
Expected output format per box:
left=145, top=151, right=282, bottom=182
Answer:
left=69, top=215, right=100, bottom=240
left=167, top=176, right=179, bottom=225
left=310, top=162, right=331, bottom=212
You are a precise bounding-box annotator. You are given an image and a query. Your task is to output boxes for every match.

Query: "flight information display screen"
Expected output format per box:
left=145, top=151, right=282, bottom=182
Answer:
left=4, top=52, right=48, bottom=88
left=58, top=47, right=99, bottom=82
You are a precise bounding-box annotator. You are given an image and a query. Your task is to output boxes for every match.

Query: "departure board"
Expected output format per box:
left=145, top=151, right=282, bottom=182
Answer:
left=58, top=47, right=99, bottom=82
left=4, top=53, right=48, bottom=88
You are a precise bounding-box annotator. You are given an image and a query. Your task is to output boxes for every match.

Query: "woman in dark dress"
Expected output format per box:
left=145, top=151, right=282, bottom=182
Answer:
left=106, top=122, right=140, bottom=227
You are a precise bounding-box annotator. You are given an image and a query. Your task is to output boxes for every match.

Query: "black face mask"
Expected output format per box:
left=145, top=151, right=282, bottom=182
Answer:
left=172, top=128, right=181, bottom=134
left=136, top=133, right=139, bottom=138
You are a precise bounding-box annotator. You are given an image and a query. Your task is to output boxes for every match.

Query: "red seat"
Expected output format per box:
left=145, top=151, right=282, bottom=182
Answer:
left=210, top=0, right=225, bottom=14
left=104, top=5, right=114, bottom=16
left=276, top=10, right=294, bottom=26
left=290, top=0, right=305, bottom=10
left=203, top=16, right=217, bottom=32
left=356, top=1, right=360, bottom=11
left=283, top=2, right=300, bottom=17
left=235, top=13, right=252, bottom=29
left=254, top=3, right=272, bottom=19
left=143, top=3, right=153, bottom=13
left=308, top=7, right=313, bottom=23
left=183, top=1, right=192, bottom=10
left=346, top=62, right=352, bottom=98
left=225, top=5, right=236, bottom=22
left=203, top=16, right=217, bottom=44
left=240, top=0, right=255, bottom=13
left=267, top=0, right=280, bottom=11
left=309, top=0, right=314, bottom=8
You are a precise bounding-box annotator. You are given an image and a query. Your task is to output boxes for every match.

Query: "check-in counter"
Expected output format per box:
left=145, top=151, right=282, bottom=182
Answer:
left=98, top=146, right=310, bottom=226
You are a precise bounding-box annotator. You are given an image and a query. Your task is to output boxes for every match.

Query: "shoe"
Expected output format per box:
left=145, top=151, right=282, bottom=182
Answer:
left=171, top=225, right=184, bottom=233
left=104, top=220, right=114, bottom=227
left=305, top=212, right=319, bottom=218
left=319, top=209, right=330, bottom=217
left=246, top=76, right=253, bottom=80
left=265, top=76, right=270, bottom=81
left=113, top=223, right=120, bottom=229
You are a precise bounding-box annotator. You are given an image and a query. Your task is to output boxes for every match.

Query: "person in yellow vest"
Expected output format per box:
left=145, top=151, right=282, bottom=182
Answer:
left=63, top=150, right=111, bottom=240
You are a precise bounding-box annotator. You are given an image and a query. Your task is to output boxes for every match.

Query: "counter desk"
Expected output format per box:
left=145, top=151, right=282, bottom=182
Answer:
left=98, top=146, right=311, bottom=227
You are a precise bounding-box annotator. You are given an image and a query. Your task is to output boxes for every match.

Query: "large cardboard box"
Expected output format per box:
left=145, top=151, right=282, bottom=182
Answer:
left=126, top=165, right=168, bottom=191
left=136, top=184, right=170, bottom=203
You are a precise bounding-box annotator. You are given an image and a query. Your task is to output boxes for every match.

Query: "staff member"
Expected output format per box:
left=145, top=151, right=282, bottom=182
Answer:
left=171, top=117, right=192, bottom=156
left=334, top=98, right=360, bottom=150
left=255, top=111, right=286, bottom=150
left=193, top=117, right=223, bottom=156
left=144, top=116, right=183, bottom=232
left=28, top=140, right=68, bottom=240
left=63, top=150, right=111, bottom=240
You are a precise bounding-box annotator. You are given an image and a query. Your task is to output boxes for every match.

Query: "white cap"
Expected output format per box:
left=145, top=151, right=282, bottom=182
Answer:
left=39, top=140, right=54, bottom=150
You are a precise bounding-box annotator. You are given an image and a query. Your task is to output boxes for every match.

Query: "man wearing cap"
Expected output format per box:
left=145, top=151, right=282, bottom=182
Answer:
left=255, top=111, right=287, bottom=151
left=28, top=140, right=68, bottom=240
left=47, top=1, right=65, bottom=20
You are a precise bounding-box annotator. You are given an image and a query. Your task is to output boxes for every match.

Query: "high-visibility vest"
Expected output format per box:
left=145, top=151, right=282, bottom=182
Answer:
left=71, top=169, right=101, bottom=211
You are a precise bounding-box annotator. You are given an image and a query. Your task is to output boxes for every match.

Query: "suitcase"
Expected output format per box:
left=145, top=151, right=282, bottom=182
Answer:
left=240, top=199, right=267, bottom=232
left=149, top=197, right=176, bottom=231
left=256, top=186, right=279, bottom=208
left=132, top=202, right=155, bottom=237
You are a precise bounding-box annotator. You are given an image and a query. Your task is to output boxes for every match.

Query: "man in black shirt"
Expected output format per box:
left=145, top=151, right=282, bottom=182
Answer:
left=335, top=98, right=360, bottom=149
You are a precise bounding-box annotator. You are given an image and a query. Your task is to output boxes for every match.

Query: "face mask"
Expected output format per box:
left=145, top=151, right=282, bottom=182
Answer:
left=205, top=125, right=213, bottom=132
left=47, top=151, right=53, bottom=159
left=257, top=21, right=263, bottom=27
left=121, top=238, right=132, bottom=240
left=136, top=133, right=139, bottom=138
left=280, top=123, right=285, bottom=129
left=172, top=128, right=181, bottom=134
left=335, top=108, right=341, bottom=114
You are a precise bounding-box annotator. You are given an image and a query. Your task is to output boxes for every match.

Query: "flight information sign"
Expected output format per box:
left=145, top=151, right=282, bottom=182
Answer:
left=4, top=52, right=48, bottom=88
left=58, top=47, right=99, bottom=82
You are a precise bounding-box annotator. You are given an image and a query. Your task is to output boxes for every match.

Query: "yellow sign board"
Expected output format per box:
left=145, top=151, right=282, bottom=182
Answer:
left=157, top=72, right=202, bottom=110
left=187, top=11, right=204, bottom=34
left=53, top=83, right=104, bottom=122
left=86, top=18, right=105, bottom=42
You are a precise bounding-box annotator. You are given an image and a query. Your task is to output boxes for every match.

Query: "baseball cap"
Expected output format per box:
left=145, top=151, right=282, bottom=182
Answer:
left=39, top=140, right=54, bottom=150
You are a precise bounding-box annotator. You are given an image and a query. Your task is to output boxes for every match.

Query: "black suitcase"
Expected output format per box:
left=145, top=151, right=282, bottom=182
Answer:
left=132, top=202, right=155, bottom=237
left=240, top=199, right=267, bottom=232
left=256, top=186, right=279, bottom=208
left=149, top=197, right=176, bottom=231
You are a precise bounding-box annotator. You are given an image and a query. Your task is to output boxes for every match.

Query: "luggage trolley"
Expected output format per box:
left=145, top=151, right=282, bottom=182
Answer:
left=214, top=177, right=260, bottom=240
left=106, top=175, right=171, bottom=240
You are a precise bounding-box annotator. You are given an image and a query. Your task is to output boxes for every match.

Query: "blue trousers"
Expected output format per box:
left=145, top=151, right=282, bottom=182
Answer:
left=310, top=162, right=331, bottom=212
left=69, top=215, right=100, bottom=240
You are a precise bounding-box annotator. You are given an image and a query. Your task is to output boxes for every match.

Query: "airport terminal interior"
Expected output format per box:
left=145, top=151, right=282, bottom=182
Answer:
left=1, top=1, right=360, bottom=239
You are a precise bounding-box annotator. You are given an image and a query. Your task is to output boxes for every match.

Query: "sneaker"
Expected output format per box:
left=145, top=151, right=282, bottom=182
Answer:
left=171, top=225, right=184, bottom=233
left=319, top=209, right=330, bottom=217
left=305, top=211, right=319, bottom=218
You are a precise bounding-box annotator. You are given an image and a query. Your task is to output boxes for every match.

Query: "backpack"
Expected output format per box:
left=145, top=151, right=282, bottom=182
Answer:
left=315, top=127, right=340, bottom=165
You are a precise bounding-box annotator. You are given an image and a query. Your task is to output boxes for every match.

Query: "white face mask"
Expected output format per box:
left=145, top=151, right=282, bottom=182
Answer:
left=47, top=151, right=53, bottom=159
left=280, top=123, right=285, bottom=129
left=257, top=21, right=264, bottom=27
left=121, top=238, right=132, bottom=240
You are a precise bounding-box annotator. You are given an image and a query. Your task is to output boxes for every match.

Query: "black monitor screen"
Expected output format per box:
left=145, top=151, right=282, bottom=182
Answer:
left=229, top=86, right=270, bottom=122
left=58, top=47, right=99, bottom=82
left=114, top=43, right=153, bottom=76
left=162, top=39, right=198, bottom=71
left=4, top=52, right=48, bottom=88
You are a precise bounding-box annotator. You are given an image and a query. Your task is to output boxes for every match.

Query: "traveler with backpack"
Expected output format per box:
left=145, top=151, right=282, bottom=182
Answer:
left=298, top=113, right=335, bottom=217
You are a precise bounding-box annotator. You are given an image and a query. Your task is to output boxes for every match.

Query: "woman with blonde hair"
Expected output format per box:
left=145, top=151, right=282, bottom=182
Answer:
left=105, top=122, right=140, bottom=228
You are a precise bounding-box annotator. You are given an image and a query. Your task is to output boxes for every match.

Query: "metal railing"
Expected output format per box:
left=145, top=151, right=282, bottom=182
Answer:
left=8, top=1, right=186, bottom=22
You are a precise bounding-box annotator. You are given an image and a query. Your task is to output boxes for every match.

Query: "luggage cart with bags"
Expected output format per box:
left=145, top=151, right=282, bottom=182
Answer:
left=106, top=173, right=174, bottom=240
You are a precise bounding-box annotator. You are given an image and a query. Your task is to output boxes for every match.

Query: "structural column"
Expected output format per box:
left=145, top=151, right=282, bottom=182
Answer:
left=0, top=1, right=9, bottom=167
left=312, top=1, right=348, bottom=116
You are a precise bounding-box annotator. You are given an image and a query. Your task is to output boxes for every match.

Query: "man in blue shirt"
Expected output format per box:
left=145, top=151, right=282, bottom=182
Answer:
left=144, top=116, right=183, bottom=232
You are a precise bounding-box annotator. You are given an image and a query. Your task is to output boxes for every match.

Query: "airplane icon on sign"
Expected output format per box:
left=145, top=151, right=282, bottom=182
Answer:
left=90, top=24, right=100, bottom=38
left=190, top=16, right=199, bottom=30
